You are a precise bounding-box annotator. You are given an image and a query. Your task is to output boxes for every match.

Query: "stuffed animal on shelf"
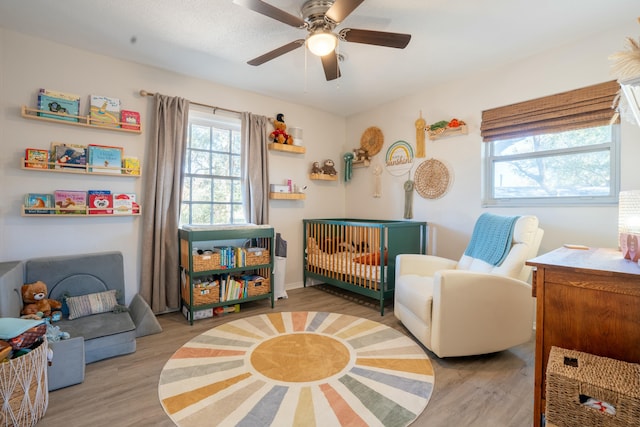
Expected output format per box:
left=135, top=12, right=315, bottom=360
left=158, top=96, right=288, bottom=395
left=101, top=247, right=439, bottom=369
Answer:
left=311, top=161, right=323, bottom=174
left=21, top=280, right=62, bottom=318
left=321, top=159, right=337, bottom=175
left=270, top=113, right=294, bottom=145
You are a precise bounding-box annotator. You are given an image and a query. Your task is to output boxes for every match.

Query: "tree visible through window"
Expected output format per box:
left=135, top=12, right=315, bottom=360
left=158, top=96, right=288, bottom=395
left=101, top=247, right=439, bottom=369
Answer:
left=180, top=111, right=245, bottom=225
left=484, top=124, right=620, bottom=206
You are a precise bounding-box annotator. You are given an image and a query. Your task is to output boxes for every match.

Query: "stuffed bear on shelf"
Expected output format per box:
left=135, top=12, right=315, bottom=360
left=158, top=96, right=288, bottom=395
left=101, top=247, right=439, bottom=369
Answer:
left=270, top=113, right=294, bottom=145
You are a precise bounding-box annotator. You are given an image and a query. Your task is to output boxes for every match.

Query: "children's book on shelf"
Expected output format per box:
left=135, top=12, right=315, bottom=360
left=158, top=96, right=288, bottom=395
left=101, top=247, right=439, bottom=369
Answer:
left=122, top=157, right=140, bottom=175
left=113, top=193, right=139, bottom=214
left=88, top=190, right=113, bottom=215
left=37, top=89, right=80, bottom=122
left=51, top=142, right=87, bottom=169
left=120, top=110, right=141, bottom=130
left=24, top=148, right=50, bottom=169
left=89, top=95, right=121, bottom=127
left=88, top=144, right=123, bottom=173
left=54, top=190, right=87, bottom=214
left=24, top=193, right=53, bottom=214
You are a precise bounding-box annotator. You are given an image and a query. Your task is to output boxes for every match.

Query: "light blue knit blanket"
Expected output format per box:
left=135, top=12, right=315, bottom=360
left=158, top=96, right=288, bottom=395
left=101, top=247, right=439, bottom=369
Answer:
left=464, top=213, right=520, bottom=266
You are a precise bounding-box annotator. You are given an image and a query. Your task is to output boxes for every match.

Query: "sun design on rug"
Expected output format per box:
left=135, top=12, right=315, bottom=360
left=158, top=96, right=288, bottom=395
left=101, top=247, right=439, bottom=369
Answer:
left=159, top=312, right=434, bottom=427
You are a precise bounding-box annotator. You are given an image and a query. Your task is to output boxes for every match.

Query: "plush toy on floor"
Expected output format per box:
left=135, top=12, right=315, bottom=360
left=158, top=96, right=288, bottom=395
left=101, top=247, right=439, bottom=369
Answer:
left=21, top=280, right=62, bottom=319
left=270, top=113, right=294, bottom=145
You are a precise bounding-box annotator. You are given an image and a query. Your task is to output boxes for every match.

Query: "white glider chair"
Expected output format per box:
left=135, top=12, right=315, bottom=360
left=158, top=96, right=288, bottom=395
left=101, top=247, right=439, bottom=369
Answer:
left=394, top=214, right=543, bottom=358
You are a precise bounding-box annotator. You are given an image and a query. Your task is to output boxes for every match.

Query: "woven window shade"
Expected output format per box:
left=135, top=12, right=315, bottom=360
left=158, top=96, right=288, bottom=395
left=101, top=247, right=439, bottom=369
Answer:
left=480, top=80, right=620, bottom=142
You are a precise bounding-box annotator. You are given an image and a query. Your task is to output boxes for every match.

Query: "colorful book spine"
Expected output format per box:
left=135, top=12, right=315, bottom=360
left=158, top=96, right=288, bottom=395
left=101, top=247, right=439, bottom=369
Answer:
left=89, top=95, right=121, bottom=127
left=122, top=157, right=140, bottom=175
left=113, top=193, right=138, bottom=214
left=54, top=190, right=87, bottom=214
left=52, top=143, right=87, bottom=170
left=24, top=148, right=50, bottom=169
left=88, top=144, right=123, bottom=173
left=24, top=193, right=53, bottom=214
left=37, top=90, right=80, bottom=122
left=120, top=110, right=141, bottom=130
left=88, top=190, right=113, bottom=215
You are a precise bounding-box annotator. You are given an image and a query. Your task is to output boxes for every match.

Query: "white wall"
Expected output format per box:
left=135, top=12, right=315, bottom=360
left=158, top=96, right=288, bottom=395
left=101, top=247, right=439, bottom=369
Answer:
left=0, top=30, right=346, bottom=301
left=345, top=22, right=640, bottom=259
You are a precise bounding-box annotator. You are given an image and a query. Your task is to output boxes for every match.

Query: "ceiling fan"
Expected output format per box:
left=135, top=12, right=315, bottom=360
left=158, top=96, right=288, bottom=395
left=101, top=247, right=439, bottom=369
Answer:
left=233, top=0, right=411, bottom=81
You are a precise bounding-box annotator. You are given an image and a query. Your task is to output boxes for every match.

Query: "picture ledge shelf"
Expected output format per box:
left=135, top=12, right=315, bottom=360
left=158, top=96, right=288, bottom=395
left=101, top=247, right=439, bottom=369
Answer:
left=268, top=143, right=305, bottom=154
left=21, top=206, right=141, bottom=217
left=21, top=159, right=140, bottom=177
left=21, top=106, right=142, bottom=134
left=427, top=124, right=468, bottom=141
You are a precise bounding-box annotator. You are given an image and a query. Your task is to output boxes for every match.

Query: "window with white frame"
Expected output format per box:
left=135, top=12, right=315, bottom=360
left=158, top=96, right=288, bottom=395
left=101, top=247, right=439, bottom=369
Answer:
left=483, top=125, right=620, bottom=206
left=180, top=110, right=246, bottom=225
left=481, top=80, right=620, bottom=207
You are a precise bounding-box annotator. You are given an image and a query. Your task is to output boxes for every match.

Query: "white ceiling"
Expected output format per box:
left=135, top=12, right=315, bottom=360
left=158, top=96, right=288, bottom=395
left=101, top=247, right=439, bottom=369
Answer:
left=0, top=0, right=637, bottom=116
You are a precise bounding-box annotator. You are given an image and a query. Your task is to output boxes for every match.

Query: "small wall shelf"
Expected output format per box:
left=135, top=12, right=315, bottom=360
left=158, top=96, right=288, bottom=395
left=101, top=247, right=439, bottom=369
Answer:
left=21, top=106, right=142, bottom=134
left=21, top=159, right=140, bottom=177
left=269, top=192, right=306, bottom=200
left=353, top=159, right=370, bottom=168
left=309, top=173, right=337, bottom=181
left=427, top=124, right=468, bottom=141
left=21, top=206, right=141, bottom=217
left=268, top=143, right=305, bottom=154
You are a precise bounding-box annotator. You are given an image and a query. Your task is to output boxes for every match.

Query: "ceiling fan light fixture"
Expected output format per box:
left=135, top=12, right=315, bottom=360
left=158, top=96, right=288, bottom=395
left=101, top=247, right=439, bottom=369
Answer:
left=307, top=31, right=338, bottom=56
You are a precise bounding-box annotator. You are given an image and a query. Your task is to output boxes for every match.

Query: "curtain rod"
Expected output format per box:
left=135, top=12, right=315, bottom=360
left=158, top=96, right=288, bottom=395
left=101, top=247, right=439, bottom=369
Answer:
left=139, top=90, right=242, bottom=116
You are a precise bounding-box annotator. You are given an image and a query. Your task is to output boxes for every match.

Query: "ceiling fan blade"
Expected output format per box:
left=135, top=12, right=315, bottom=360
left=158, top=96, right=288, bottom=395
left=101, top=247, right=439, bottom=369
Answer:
left=233, top=0, right=305, bottom=28
left=321, top=52, right=341, bottom=81
left=325, top=0, right=365, bottom=24
left=247, top=39, right=305, bottom=66
left=339, top=28, right=411, bottom=49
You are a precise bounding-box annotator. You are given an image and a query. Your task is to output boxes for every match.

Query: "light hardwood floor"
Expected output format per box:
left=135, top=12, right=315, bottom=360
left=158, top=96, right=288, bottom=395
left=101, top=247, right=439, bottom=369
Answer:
left=40, top=285, right=534, bottom=427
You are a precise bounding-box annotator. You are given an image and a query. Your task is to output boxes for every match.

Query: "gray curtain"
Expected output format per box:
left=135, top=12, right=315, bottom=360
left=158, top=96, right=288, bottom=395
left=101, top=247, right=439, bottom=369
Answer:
left=241, top=112, right=269, bottom=225
left=140, top=94, right=189, bottom=313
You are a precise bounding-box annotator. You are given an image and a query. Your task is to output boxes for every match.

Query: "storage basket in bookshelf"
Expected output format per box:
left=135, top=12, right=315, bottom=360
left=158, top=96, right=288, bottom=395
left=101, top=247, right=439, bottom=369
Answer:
left=180, top=239, right=222, bottom=272
left=0, top=339, right=49, bottom=427
left=246, top=248, right=270, bottom=266
left=545, top=346, right=640, bottom=427
left=181, top=274, right=220, bottom=305
left=247, top=277, right=270, bottom=297
left=191, top=252, right=221, bottom=272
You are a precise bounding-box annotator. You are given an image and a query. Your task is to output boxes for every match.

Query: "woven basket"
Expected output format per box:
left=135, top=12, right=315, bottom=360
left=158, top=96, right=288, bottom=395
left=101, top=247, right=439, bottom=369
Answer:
left=247, top=278, right=270, bottom=297
left=546, top=346, right=640, bottom=427
left=0, top=339, right=49, bottom=427
left=182, top=274, right=220, bottom=305
left=192, top=252, right=221, bottom=272
left=246, top=248, right=269, bottom=266
left=360, top=126, right=384, bottom=156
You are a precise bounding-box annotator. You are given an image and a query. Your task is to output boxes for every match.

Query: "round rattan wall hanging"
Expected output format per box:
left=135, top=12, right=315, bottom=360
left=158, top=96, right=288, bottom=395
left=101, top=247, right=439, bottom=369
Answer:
left=360, top=126, right=384, bottom=156
left=414, top=158, right=451, bottom=199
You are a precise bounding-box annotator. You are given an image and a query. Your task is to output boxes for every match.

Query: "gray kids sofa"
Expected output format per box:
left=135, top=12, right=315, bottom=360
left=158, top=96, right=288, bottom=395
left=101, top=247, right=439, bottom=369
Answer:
left=0, top=251, right=161, bottom=389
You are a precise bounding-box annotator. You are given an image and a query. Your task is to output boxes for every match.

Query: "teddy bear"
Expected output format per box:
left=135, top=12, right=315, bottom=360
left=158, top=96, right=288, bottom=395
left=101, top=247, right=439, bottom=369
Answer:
left=321, top=159, right=337, bottom=175
left=270, top=113, right=294, bottom=145
left=21, top=281, right=62, bottom=318
left=310, top=161, right=323, bottom=174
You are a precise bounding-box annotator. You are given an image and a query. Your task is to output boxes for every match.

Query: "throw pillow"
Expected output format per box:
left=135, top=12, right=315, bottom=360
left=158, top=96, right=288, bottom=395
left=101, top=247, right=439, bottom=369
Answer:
left=66, top=290, right=118, bottom=320
left=353, top=250, right=388, bottom=266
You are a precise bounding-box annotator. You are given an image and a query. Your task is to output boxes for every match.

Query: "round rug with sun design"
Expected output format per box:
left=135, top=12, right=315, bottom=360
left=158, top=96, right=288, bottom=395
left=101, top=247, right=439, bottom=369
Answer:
left=158, top=311, right=434, bottom=427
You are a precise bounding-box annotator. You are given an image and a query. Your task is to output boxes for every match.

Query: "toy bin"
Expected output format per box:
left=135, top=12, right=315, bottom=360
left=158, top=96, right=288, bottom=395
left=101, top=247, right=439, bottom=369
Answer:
left=0, top=339, right=48, bottom=427
left=545, top=346, right=640, bottom=427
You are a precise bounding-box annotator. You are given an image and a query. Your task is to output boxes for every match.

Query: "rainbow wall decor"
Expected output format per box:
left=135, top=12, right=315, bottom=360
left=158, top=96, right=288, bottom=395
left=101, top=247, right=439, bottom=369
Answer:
left=385, top=140, right=414, bottom=176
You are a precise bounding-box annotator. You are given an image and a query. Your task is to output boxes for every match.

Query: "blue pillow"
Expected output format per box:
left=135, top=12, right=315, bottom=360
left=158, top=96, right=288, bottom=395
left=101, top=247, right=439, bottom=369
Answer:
left=0, top=317, right=45, bottom=340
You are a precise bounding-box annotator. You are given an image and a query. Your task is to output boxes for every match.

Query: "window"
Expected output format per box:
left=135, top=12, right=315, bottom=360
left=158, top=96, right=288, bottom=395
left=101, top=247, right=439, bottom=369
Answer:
left=180, top=110, right=246, bottom=225
left=481, top=80, right=620, bottom=207
left=483, top=125, right=620, bottom=206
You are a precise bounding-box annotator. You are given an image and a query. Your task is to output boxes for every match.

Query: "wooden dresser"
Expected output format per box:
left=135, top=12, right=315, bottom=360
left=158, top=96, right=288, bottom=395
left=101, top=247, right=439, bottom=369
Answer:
left=526, top=247, right=640, bottom=427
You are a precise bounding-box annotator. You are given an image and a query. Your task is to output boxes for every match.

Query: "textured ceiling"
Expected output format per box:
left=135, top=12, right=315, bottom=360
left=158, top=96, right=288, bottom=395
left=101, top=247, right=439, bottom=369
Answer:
left=0, top=0, right=637, bottom=116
